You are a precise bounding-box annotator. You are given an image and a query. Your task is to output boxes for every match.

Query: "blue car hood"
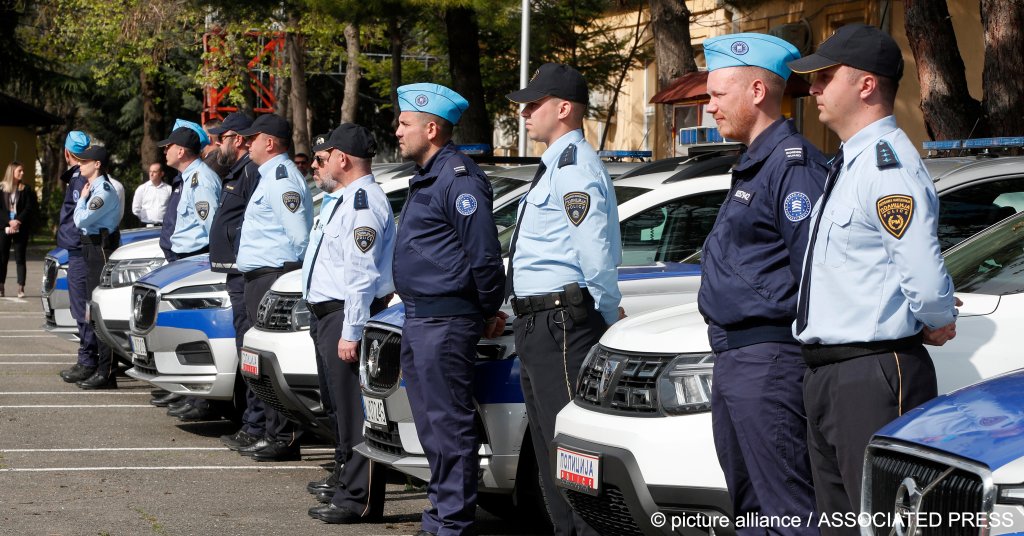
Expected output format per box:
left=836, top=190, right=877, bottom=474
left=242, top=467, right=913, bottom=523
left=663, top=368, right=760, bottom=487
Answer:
left=48, top=228, right=161, bottom=265
left=371, top=303, right=407, bottom=327
left=138, top=255, right=211, bottom=288
left=618, top=262, right=700, bottom=281
left=876, top=369, right=1024, bottom=470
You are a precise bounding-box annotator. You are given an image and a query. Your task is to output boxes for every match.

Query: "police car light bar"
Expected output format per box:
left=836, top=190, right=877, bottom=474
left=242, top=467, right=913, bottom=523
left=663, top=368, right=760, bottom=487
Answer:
left=921, top=140, right=961, bottom=151
left=963, top=137, right=1024, bottom=148
left=456, top=144, right=492, bottom=155
left=597, top=150, right=653, bottom=159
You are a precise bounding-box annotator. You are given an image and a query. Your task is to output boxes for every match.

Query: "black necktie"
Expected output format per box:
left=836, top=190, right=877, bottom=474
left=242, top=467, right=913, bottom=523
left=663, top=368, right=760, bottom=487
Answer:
left=504, top=162, right=547, bottom=300
left=795, top=149, right=844, bottom=335
left=305, top=195, right=343, bottom=295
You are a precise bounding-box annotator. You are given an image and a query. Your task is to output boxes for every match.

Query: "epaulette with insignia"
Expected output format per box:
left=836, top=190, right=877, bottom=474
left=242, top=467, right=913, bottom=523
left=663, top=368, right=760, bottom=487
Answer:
left=102, top=182, right=111, bottom=191
left=453, top=165, right=468, bottom=176
left=783, top=146, right=805, bottom=166
left=876, top=140, right=900, bottom=169
left=558, top=144, right=577, bottom=168
left=276, top=164, right=288, bottom=179
left=354, top=188, right=368, bottom=210
left=190, top=175, right=198, bottom=188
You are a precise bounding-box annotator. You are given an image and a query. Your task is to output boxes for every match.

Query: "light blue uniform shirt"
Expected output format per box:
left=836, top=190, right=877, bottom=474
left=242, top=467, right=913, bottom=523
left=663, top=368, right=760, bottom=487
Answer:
left=73, top=176, right=121, bottom=234
left=511, top=129, right=622, bottom=325
left=237, top=153, right=313, bottom=271
left=171, top=158, right=222, bottom=254
left=305, top=175, right=396, bottom=341
left=795, top=116, right=957, bottom=344
left=301, top=191, right=340, bottom=300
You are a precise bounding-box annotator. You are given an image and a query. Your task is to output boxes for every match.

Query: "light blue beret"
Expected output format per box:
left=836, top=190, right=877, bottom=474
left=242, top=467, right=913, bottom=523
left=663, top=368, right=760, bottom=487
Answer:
left=397, top=83, right=470, bottom=125
left=704, top=33, right=801, bottom=80
left=173, top=118, right=211, bottom=149
left=65, top=131, right=91, bottom=153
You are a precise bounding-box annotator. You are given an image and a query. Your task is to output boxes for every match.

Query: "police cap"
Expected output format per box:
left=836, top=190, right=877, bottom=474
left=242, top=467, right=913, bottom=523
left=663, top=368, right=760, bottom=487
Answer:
left=787, top=23, right=904, bottom=81
left=66, top=131, right=91, bottom=154
left=207, top=112, right=253, bottom=135
left=397, top=83, right=469, bottom=125
left=506, top=63, right=589, bottom=105
left=312, top=123, right=377, bottom=158
left=235, top=114, right=292, bottom=140
left=704, top=33, right=800, bottom=80
left=157, top=127, right=202, bottom=154
left=76, top=144, right=108, bottom=164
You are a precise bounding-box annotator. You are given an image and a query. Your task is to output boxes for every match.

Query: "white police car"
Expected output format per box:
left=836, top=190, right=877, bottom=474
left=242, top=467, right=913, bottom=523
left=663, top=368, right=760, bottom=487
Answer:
left=91, top=238, right=166, bottom=361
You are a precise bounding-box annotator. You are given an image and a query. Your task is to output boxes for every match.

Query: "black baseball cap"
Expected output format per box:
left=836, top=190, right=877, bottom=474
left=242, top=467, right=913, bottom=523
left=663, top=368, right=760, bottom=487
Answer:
left=156, top=127, right=201, bottom=154
left=506, top=63, right=589, bottom=105
left=312, top=123, right=377, bottom=158
left=787, top=23, right=904, bottom=81
left=76, top=144, right=108, bottom=164
left=207, top=112, right=253, bottom=135
left=235, top=114, right=292, bottom=140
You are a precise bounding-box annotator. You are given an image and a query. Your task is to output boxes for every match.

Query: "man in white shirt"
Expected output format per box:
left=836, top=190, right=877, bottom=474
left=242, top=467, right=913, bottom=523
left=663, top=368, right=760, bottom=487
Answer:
left=132, top=163, right=171, bottom=225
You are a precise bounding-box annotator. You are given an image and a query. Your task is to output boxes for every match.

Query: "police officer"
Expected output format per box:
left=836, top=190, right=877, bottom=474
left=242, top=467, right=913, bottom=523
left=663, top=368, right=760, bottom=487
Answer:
left=787, top=24, right=959, bottom=530
left=204, top=112, right=267, bottom=446
left=696, top=35, right=826, bottom=534
left=505, top=63, right=620, bottom=536
left=304, top=124, right=393, bottom=524
left=59, top=131, right=102, bottom=384
left=235, top=113, right=313, bottom=461
left=393, top=83, right=505, bottom=536
left=72, top=144, right=122, bottom=389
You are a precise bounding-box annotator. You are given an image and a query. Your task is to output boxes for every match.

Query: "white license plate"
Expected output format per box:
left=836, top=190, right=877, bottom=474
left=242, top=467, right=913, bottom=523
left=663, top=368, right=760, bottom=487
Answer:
left=363, top=396, right=388, bottom=428
left=240, top=349, right=260, bottom=378
left=556, top=446, right=601, bottom=495
left=41, top=298, right=51, bottom=314
left=130, top=335, right=147, bottom=356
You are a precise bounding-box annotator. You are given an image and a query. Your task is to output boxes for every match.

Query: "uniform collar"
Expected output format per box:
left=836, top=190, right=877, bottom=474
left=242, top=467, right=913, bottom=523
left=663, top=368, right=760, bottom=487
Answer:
left=412, top=142, right=457, bottom=184
left=733, top=118, right=794, bottom=172
left=227, top=153, right=252, bottom=179
left=181, top=158, right=203, bottom=178
left=258, top=153, right=290, bottom=178
left=340, top=174, right=375, bottom=199
left=541, top=129, right=584, bottom=170
left=840, top=115, right=899, bottom=171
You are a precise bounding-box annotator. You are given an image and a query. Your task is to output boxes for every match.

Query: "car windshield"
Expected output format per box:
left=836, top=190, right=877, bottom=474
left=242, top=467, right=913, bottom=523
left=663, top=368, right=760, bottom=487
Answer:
left=945, top=214, right=1024, bottom=295
left=489, top=176, right=528, bottom=200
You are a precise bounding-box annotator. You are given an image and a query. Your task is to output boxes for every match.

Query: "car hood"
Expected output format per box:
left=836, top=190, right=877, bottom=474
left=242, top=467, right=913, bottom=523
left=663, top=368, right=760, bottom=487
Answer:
left=48, top=247, right=68, bottom=265
left=369, top=303, right=407, bottom=328
left=600, top=302, right=709, bottom=354
left=110, top=237, right=164, bottom=261
left=48, top=227, right=161, bottom=265
left=137, top=255, right=225, bottom=291
left=875, top=369, right=1024, bottom=470
left=270, top=269, right=303, bottom=293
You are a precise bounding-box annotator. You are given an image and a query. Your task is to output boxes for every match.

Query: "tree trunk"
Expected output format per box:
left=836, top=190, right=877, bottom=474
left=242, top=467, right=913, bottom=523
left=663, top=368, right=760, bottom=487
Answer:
left=288, top=31, right=310, bottom=155
left=341, top=22, right=361, bottom=124
left=444, top=7, right=491, bottom=149
left=388, top=16, right=403, bottom=129
left=600, top=5, right=648, bottom=150
left=648, top=0, right=697, bottom=157
left=140, top=69, right=163, bottom=167
left=904, top=0, right=985, bottom=140
left=981, top=0, right=1024, bottom=137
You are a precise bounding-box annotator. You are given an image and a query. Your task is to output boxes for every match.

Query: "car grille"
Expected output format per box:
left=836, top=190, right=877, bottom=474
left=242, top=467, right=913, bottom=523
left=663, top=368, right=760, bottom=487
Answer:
left=244, top=374, right=298, bottom=421
left=565, top=486, right=643, bottom=536
left=361, top=325, right=402, bottom=395
left=866, top=443, right=988, bottom=536
left=131, top=286, right=158, bottom=331
left=254, top=292, right=300, bottom=331
left=132, top=363, right=158, bottom=376
left=364, top=421, right=404, bottom=456
left=42, top=257, right=58, bottom=295
left=576, top=347, right=672, bottom=414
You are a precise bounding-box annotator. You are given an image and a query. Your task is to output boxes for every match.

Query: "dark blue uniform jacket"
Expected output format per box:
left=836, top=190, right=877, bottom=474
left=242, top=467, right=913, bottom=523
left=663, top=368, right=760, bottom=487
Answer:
left=394, top=142, right=505, bottom=318
left=209, top=154, right=260, bottom=274
left=57, top=166, right=86, bottom=252
left=159, top=172, right=184, bottom=261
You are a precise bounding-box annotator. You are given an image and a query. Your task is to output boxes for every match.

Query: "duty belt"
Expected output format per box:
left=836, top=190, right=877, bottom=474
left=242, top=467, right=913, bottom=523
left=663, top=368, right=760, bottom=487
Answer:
left=801, top=332, right=924, bottom=368
left=243, top=261, right=302, bottom=282
left=307, top=300, right=344, bottom=320
left=511, top=288, right=591, bottom=316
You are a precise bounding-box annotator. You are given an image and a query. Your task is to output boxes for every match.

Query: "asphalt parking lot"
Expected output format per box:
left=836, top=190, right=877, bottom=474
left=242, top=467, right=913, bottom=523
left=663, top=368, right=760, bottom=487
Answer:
left=1, top=251, right=544, bottom=535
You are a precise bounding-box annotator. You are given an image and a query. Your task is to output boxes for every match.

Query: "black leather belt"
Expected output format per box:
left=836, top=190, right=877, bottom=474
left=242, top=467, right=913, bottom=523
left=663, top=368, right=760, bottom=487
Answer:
left=511, top=288, right=591, bottom=316
left=307, top=300, right=344, bottom=320
left=243, top=261, right=302, bottom=282
left=802, top=332, right=924, bottom=368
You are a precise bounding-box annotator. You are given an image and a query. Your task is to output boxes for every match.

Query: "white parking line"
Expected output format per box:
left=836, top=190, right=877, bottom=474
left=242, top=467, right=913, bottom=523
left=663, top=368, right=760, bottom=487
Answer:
left=0, top=362, right=76, bottom=365
left=1, top=447, right=335, bottom=453
left=0, top=466, right=321, bottom=472
left=0, top=391, right=149, bottom=395
left=0, top=404, right=153, bottom=408
left=0, top=354, right=77, bottom=357
left=0, top=330, right=47, bottom=332
left=0, top=335, right=58, bottom=338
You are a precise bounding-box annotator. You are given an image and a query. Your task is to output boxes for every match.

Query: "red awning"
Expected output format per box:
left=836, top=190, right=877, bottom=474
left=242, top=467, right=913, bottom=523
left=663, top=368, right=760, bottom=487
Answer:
left=649, top=71, right=812, bottom=104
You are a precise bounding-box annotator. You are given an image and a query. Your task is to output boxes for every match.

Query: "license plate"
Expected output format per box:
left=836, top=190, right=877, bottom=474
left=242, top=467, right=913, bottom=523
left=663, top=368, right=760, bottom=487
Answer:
left=130, top=335, right=147, bottom=356
left=556, top=446, right=601, bottom=495
left=363, top=396, right=388, bottom=429
left=41, top=298, right=51, bottom=314
left=240, top=349, right=260, bottom=378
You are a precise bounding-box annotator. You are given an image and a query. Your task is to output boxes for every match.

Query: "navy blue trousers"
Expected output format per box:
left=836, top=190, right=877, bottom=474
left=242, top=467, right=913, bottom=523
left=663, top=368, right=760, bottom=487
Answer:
left=711, top=341, right=818, bottom=535
left=227, top=273, right=264, bottom=436
left=67, top=253, right=97, bottom=367
left=244, top=271, right=299, bottom=444
left=400, top=315, right=483, bottom=536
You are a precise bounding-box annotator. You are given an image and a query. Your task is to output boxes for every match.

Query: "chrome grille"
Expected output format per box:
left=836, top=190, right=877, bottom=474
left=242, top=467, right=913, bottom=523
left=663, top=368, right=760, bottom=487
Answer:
left=131, top=286, right=158, bottom=331
left=360, top=325, right=402, bottom=395
left=254, top=292, right=300, bottom=331
left=576, top=347, right=672, bottom=414
left=42, top=257, right=58, bottom=294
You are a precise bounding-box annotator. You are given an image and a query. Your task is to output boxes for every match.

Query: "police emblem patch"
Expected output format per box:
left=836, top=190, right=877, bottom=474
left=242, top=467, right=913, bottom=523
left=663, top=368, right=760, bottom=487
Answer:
left=563, top=192, right=591, bottom=226
left=731, top=41, right=749, bottom=55
left=88, top=197, right=103, bottom=210
left=784, top=192, right=812, bottom=222
left=196, top=201, right=210, bottom=220
left=415, top=94, right=429, bottom=107
left=191, top=175, right=198, bottom=188
left=354, top=226, right=377, bottom=253
left=282, top=191, right=301, bottom=213
left=876, top=194, right=914, bottom=239
left=73, top=190, right=80, bottom=202
left=455, top=193, right=477, bottom=216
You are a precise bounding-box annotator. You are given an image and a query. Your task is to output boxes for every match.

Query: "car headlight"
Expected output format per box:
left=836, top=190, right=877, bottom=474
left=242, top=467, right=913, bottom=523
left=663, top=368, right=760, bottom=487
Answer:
left=656, top=353, right=714, bottom=415
left=104, top=258, right=166, bottom=288
left=291, top=299, right=311, bottom=331
left=163, top=284, right=229, bottom=310
left=998, top=485, right=1024, bottom=505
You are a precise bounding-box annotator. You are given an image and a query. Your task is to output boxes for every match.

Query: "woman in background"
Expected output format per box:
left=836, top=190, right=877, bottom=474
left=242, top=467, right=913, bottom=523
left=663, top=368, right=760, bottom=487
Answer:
left=1, top=162, right=38, bottom=298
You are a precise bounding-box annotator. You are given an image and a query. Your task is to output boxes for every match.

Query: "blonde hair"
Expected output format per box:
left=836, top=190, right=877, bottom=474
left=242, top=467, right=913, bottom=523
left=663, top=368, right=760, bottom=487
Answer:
left=2, top=161, right=23, bottom=194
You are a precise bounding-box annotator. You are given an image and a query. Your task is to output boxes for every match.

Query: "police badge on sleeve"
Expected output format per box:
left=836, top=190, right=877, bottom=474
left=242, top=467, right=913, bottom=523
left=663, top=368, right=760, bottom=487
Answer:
left=88, top=196, right=103, bottom=210
left=876, top=194, right=914, bottom=239
left=563, top=192, right=590, bottom=226
left=354, top=226, right=377, bottom=253
left=196, top=201, right=210, bottom=220
left=282, top=191, right=301, bottom=213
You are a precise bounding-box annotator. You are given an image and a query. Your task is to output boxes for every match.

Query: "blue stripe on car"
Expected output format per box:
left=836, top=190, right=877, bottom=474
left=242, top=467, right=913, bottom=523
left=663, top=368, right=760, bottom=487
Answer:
left=156, top=308, right=235, bottom=340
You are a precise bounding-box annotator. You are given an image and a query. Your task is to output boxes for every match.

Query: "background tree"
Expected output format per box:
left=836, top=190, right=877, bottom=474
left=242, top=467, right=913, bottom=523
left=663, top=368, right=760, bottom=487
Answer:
left=648, top=0, right=697, bottom=156
left=981, top=0, right=1024, bottom=137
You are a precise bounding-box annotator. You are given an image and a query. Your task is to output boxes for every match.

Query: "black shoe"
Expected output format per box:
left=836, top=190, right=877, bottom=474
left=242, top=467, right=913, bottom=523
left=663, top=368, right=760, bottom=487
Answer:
left=238, top=438, right=272, bottom=456
left=249, top=440, right=301, bottom=462
left=307, top=464, right=342, bottom=495
left=151, top=388, right=169, bottom=397
left=77, top=372, right=117, bottom=390
left=308, top=503, right=380, bottom=524
left=221, top=430, right=260, bottom=451
left=61, top=364, right=96, bottom=383
left=314, top=490, right=334, bottom=504
left=167, top=403, right=195, bottom=417
left=177, top=406, right=218, bottom=422
left=150, top=392, right=185, bottom=407
left=166, top=398, right=191, bottom=411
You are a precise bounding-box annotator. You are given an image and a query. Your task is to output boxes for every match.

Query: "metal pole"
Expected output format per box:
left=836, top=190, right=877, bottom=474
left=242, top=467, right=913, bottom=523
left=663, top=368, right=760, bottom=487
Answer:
left=518, top=0, right=530, bottom=157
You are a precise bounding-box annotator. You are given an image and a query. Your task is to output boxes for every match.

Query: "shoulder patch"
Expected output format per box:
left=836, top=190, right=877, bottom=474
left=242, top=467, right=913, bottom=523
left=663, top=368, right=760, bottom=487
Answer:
left=876, top=194, right=914, bottom=239
left=783, top=192, right=812, bottom=222
left=453, top=165, right=468, bottom=176
left=191, top=175, right=198, bottom=188
left=354, top=188, right=368, bottom=210
left=354, top=226, right=377, bottom=253
left=73, top=190, right=80, bottom=202
left=88, top=197, right=104, bottom=210
left=563, top=191, right=590, bottom=226
left=455, top=193, right=478, bottom=216
left=876, top=140, right=900, bottom=169
left=276, top=164, right=288, bottom=179
left=196, top=201, right=210, bottom=220
left=558, top=144, right=577, bottom=168
left=103, top=182, right=111, bottom=191
left=282, top=191, right=301, bottom=213
left=784, top=146, right=805, bottom=166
